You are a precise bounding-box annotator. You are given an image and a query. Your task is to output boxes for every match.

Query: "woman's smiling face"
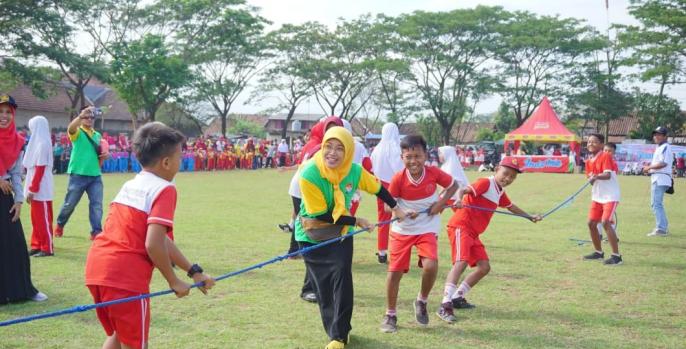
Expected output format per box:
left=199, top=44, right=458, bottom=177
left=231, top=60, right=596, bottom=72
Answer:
left=0, top=104, right=13, bottom=129
left=323, top=138, right=345, bottom=169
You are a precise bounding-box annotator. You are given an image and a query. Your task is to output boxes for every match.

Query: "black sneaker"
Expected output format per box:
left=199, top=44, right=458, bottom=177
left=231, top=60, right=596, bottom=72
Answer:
left=436, top=302, right=457, bottom=323
left=380, top=314, right=397, bottom=333
left=376, top=252, right=387, bottom=264
left=29, top=249, right=40, bottom=256
left=32, top=251, right=54, bottom=257
left=603, top=254, right=623, bottom=266
left=583, top=251, right=604, bottom=260
left=300, top=292, right=317, bottom=303
left=414, top=300, right=429, bottom=325
left=278, top=223, right=292, bottom=233
left=452, top=297, right=476, bottom=309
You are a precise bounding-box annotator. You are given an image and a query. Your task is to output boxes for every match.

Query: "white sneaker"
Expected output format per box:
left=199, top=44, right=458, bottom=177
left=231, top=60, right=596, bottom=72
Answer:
left=31, top=291, right=48, bottom=302
left=646, top=230, right=669, bottom=237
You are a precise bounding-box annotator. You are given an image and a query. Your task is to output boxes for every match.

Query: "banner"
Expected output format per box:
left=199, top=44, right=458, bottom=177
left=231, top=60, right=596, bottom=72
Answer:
left=512, top=155, right=570, bottom=173
left=616, top=144, right=686, bottom=172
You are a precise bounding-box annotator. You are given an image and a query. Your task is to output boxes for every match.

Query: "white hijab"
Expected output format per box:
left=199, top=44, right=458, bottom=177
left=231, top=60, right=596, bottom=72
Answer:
left=371, top=122, right=404, bottom=182
left=438, top=146, right=468, bottom=188
left=23, top=115, right=53, bottom=168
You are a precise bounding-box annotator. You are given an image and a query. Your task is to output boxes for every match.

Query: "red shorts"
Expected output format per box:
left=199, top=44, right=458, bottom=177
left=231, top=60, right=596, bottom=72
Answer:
left=388, top=232, right=438, bottom=273
left=447, top=226, right=489, bottom=267
left=588, top=201, right=618, bottom=222
left=87, top=285, right=150, bottom=349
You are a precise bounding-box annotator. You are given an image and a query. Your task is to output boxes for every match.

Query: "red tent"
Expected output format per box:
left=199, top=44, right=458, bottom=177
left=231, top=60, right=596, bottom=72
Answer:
left=504, top=96, right=580, bottom=156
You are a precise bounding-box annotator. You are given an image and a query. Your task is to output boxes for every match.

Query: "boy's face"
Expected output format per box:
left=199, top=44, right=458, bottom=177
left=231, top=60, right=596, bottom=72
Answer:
left=158, top=144, right=182, bottom=181
left=494, top=165, right=518, bottom=187
left=0, top=104, right=13, bottom=129
left=603, top=145, right=615, bottom=155
left=401, top=146, right=426, bottom=177
left=586, top=136, right=603, bottom=154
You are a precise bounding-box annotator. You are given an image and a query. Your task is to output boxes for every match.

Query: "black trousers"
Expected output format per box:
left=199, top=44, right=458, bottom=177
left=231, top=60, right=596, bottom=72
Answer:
left=301, top=237, right=354, bottom=341
left=0, top=191, right=38, bottom=304
left=290, top=196, right=315, bottom=295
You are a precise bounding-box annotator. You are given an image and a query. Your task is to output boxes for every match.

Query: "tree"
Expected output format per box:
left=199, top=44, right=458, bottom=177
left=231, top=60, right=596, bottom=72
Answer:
left=395, top=7, right=506, bottom=144
left=496, top=11, right=596, bottom=125
left=416, top=114, right=442, bottom=146
left=493, top=102, right=518, bottom=134
left=230, top=119, right=266, bottom=138
left=630, top=91, right=685, bottom=140
left=252, top=23, right=319, bottom=140
left=109, top=34, right=192, bottom=128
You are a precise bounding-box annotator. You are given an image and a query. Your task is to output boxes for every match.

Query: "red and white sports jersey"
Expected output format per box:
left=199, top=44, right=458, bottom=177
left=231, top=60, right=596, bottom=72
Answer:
left=389, top=166, right=454, bottom=235
left=85, top=171, right=177, bottom=293
left=448, top=176, right=512, bottom=235
left=585, top=152, right=620, bottom=203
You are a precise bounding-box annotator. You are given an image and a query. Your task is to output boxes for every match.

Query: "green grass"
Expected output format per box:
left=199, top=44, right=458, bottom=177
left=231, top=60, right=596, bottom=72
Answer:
left=1, top=170, right=684, bottom=349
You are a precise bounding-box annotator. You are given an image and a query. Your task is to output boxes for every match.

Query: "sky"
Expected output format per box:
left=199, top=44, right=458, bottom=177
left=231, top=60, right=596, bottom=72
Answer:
left=232, top=0, right=685, bottom=115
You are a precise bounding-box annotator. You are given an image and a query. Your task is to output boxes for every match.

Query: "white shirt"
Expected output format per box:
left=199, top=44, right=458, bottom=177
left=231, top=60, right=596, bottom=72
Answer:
left=650, top=143, right=673, bottom=186
left=592, top=171, right=621, bottom=203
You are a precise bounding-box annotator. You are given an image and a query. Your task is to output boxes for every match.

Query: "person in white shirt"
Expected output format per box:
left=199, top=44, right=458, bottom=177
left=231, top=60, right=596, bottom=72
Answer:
left=643, top=126, right=674, bottom=236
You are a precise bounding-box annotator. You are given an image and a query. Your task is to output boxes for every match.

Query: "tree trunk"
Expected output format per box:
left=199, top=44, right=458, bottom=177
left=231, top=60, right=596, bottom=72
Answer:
left=221, top=114, right=227, bottom=137
left=282, top=104, right=297, bottom=140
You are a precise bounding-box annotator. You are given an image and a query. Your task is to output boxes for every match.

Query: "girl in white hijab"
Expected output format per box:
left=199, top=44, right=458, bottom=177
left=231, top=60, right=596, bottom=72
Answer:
left=438, top=145, right=469, bottom=189
left=370, top=123, right=404, bottom=263
left=23, top=115, right=55, bottom=257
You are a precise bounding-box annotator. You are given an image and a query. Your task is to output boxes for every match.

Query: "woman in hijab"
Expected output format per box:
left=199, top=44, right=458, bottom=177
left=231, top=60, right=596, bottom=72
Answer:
left=24, top=116, right=55, bottom=257
left=0, top=95, right=48, bottom=304
left=369, top=123, right=404, bottom=263
left=282, top=116, right=343, bottom=303
left=438, top=145, right=469, bottom=189
left=295, top=126, right=405, bottom=349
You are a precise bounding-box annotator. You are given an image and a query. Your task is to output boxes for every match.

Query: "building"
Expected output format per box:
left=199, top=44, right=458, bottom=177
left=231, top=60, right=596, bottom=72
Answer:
left=264, top=113, right=325, bottom=141
left=8, top=80, right=138, bottom=133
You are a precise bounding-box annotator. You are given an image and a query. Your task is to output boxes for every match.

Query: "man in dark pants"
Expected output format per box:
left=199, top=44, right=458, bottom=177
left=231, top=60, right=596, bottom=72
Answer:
left=55, top=107, right=108, bottom=240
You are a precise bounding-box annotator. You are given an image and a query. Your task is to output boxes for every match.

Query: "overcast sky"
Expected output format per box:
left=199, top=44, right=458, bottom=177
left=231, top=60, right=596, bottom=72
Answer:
left=232, top=0, right=685, bottom=115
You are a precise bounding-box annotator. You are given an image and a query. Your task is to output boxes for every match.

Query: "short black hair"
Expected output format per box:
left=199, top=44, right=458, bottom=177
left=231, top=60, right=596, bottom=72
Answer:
left=133, top=122, right=186, bottom=167
left=588, top=133, right=605, bottom=144
left=604, top=142, right=616, bottom=150
left=400, top=135, right=427, bottom=152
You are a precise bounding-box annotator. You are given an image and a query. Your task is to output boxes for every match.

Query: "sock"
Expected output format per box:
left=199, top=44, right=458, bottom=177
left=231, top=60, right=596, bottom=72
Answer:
left=386, top=309, right=396, bottom=316
left=442, top=283, right=457, bottom=303
left=378, top=250, right=387, bottom=256
left=288, top=219, right=294, bottom=230
left=417, top=293, right=427, bottom=303
left=453, top=281, right=471, bottom=300
left=596, top=250, right=603, bottom=255
left=612, top=253, right=621, bottom=257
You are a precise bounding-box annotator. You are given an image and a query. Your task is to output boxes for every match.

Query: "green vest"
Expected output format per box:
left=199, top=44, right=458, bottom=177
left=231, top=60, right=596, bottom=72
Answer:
left=67, top=128, right=102, bottom=177
left=295, top=161, right=363, bottom=244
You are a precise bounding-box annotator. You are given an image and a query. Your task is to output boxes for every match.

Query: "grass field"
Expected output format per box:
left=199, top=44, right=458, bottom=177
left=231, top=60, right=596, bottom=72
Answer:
left=1, top=170, right=684, bottom=349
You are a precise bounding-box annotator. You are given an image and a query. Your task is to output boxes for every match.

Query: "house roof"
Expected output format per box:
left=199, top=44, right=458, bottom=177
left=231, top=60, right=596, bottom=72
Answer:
left=268, top=113, right=326, bottom=122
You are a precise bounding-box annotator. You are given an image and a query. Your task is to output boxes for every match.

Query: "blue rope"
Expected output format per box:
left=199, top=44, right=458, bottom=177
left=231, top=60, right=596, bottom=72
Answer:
left=542, top=181, right=591, bottom=218
left=0, top=182, right=591, bottom=328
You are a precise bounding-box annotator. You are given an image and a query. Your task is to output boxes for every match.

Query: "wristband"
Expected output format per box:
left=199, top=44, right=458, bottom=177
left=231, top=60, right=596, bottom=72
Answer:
left=187, top=263, right=203, bottom=278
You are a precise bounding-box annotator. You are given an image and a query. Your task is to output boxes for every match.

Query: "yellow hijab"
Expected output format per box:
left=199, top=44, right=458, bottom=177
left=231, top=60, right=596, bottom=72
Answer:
left=313, top=126, right=354, bottom=222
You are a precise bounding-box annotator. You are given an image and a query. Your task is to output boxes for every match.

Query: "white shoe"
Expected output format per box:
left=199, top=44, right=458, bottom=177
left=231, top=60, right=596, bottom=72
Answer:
left=646, top=230, right=668, bottom=237
left=31, top=291, right=48, bottom=302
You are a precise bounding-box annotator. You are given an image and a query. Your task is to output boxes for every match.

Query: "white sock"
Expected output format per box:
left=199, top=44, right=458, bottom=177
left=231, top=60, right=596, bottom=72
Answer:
left=289, top=219, right=294, bottom=230
left=453, top=281, right=471, bottom=300
left=442, top=283, right=457, bottom=303
left=417, top=292, right=428, bottom=303
left=378, top=250, right=387, bottom=256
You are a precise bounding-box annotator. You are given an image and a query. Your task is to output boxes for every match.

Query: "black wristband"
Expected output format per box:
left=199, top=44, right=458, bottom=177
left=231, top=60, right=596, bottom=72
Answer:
left=187, top=264, right=203, bottom=278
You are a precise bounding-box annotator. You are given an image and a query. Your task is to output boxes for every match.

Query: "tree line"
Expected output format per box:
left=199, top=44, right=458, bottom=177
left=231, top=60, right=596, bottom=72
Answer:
left=1, top=0, right=684, bottom=142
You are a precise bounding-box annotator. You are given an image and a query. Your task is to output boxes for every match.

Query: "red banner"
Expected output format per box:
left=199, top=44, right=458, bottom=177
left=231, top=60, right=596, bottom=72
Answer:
left=512, top=155, right=570, bottom=173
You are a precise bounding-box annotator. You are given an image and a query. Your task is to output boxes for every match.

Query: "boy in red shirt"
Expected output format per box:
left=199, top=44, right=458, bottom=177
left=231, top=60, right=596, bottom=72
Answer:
left=584, top=134, right=622, bottom=265
left=85, top=122, right=215, bottom=349
left=380, top=135, right=457, bottom=333
left=437, top=157, right=541, bottom=323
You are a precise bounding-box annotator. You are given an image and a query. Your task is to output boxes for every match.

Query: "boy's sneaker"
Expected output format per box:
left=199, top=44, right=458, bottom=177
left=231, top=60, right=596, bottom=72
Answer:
left=28, top=249, right=40, bottom=256
left=603, top=255, right=623, bottom=266
left=583, top=251, right=604, bottom=260
left=376, top=252, right=387, bottom=264
left=452, top=297, right=476, bottom=309
left=32, top=251, right=54, bottom=257
left=54, top=225, right=63, bottom=237
left=278, top=223, right=293, bottom=233
left=379, top=314, right=397, bottom=333
left=414, top=300, right=429, bottom=325
left=436, top=302, right=457, bottom=323
left=646, top=229, right=668, bottom=237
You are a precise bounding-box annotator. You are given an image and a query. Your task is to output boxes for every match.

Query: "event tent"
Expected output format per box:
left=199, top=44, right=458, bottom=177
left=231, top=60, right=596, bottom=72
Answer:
left=504, top=96, right=580, bottom=156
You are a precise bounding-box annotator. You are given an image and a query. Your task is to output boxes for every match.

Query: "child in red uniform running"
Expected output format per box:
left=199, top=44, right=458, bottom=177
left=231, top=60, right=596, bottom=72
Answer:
left=85, top=122, right=215, bottom=349
left=23, top=116, right=55, bottom=257
left=583, top=134, right=622, bottom=265
left=380, top=135, right=457, bottom=333
left=436, top=157, right=541, bottom=323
